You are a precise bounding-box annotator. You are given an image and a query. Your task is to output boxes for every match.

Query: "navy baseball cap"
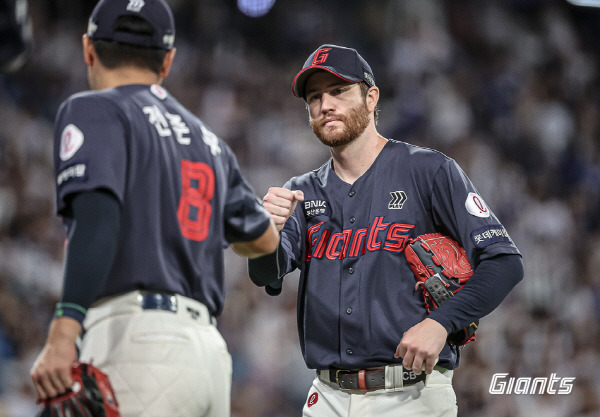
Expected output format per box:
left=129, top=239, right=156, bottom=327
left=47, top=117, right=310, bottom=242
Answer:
left=87, top=0, right=175, bottom=50
left=292, top=44, right=376, bottom=98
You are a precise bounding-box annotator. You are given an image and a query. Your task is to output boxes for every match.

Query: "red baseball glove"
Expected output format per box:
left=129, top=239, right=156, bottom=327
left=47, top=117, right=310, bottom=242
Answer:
left=404, top=233, right=478, bottom=346
left=36, top=362, right=120, bottom=417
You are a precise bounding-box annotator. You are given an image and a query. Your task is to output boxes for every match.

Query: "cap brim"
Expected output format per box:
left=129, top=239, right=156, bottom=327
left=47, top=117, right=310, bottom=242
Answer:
left=292, top=65, right=363, bottom=98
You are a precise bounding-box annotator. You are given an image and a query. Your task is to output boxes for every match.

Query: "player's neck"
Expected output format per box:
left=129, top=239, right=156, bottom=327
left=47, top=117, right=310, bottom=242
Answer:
left=330, top=132, right=387, bottom=184
left=91, top=66, right=162, bottom=90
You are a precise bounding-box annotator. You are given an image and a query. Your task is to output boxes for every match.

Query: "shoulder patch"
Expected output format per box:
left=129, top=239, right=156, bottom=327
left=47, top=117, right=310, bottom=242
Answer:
left=465, top=192, right=490, bottom=218
left=150, top=84, right=168, bottom=100
left=60, top=124, right=84, bottom=161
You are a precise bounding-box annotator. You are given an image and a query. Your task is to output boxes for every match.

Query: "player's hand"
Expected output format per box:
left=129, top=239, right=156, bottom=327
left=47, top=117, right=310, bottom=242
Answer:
left=394, top=318, right=447, bottom=375
left=263, top=187, right=304, bottom=231
left=30, top=317, right=81, bottom=401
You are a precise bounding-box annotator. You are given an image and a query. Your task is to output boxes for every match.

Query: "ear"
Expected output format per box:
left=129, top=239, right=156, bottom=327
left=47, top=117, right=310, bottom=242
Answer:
left=159, top=48, right=176, bottom=80
left=366, top=86, right=379, bottom=113
left=82, top=34, right=95, bottom=66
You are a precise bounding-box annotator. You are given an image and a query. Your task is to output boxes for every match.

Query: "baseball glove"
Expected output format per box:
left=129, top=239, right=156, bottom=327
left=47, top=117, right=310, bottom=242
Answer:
left=404, top=233, right=478, bottom=346
left=36, top=362, right=120, bottom=417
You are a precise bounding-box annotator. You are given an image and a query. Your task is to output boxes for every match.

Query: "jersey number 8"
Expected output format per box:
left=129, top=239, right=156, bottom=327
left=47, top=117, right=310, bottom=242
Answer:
left=177, top=160, right=214, bottom=241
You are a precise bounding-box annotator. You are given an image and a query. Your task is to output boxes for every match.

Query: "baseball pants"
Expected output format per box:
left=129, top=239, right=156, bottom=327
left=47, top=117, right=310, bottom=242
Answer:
left=302, top=367, right=457, bottom=417
left=79, top=291, right=232, bottom=417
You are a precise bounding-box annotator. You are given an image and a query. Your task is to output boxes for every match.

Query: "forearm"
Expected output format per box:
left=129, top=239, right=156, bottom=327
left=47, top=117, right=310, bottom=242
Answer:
left=59, top=190, right=121, bottom=322
left=428, top=254, right=524, bottom=333
left=47, top=316, right=82, bottom=346
left=247, top=239, right=286, bottom=286
left=231, top=220, right=280, bottom=259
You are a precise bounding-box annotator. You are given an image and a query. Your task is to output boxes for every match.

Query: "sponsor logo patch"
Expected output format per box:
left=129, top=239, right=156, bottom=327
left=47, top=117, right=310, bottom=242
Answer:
left=303, top=199, right=329, bottom=218
left=307, top=392, right=318, bottom=407
left=465, top=192, right=490, bottom=218
left=471, top=225, right=511, bottom=248
left=363, top=71, right=375, bottom=86
left=57, top=163, right=87, bottom=186
left=127, top=0, right=145, bottom=13
left=60, top=124, right=84, bottom=161
left=388, top=191, right=407, bottom=209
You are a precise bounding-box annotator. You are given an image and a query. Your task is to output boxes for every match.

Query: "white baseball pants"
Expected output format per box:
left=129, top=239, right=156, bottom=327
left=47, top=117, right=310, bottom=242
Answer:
left=79, top=291, right=232, bottom=417
left=302, top=367, right=457, bottom=417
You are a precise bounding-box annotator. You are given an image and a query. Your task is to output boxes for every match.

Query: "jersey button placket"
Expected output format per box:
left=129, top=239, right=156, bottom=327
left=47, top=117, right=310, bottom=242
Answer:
left=341, top=187, right=359, bottom=362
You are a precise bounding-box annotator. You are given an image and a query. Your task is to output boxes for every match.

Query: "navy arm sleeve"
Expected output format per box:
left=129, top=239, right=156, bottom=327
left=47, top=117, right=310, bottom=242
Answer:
left=248, top=179, right=304, bottom=291
left=427, top=253, right=524, bottom=334
left=57, top=190, right=121, bottom=323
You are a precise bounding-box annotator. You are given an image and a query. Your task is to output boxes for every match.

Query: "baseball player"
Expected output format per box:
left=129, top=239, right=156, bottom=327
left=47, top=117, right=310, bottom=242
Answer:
left=248, top=44, right=524, bottom=416
left=29, top=1, right=279, bottom=416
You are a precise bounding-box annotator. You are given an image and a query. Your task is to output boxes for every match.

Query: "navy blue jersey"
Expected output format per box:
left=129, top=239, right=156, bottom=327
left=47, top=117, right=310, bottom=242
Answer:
left=273, top=140, right=520, bottom=370
left=53, top=84, right=270, bottom=317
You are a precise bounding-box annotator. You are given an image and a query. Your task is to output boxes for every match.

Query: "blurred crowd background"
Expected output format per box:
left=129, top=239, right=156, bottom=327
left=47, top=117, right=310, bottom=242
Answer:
left=1, top=0, right=600, bottom=416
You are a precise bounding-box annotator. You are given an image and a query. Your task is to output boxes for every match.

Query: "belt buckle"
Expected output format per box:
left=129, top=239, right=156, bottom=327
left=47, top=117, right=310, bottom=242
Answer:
left=333, top=369, right=351, bottom=391
left=335, top=369, right=341, bottom=385
left=138, top=292, right=178, bottom=312
left=334, top=369, right=359, bottom=392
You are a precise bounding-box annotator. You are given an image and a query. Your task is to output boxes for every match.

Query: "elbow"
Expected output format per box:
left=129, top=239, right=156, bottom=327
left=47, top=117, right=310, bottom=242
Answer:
left=500, top=253, right=524, bottom=288
left=513, top=255, right=525, bottom=285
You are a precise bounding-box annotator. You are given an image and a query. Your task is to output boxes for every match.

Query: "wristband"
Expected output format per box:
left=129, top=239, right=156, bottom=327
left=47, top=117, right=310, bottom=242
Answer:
left=54, top=302, right=87, bottom=324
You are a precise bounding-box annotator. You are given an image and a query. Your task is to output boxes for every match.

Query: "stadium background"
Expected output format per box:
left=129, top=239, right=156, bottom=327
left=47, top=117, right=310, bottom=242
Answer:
left=1, top=0, right=600, bottom=415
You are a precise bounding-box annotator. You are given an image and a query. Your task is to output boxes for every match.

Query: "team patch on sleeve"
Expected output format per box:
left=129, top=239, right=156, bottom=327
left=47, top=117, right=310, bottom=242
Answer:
left=57, top=163, right=87, bottom=186
left=471, top=225, right=511, bottom=248
left=465, top=192, right=490, bottom=218
left=59, top=124, right=84, bottom=161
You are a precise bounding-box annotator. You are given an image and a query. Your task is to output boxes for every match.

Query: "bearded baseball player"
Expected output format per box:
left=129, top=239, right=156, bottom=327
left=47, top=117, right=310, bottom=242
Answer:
left=248, top=44, right=524, bottom=416
left=29, top=1, right=280, bottom=416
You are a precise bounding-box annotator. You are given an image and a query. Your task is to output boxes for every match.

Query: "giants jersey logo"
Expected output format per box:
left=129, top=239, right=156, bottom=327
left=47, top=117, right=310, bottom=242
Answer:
left=305, top=216, right=415, bottom=261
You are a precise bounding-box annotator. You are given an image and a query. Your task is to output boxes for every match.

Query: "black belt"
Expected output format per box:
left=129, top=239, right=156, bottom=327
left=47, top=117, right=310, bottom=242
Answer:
left=136, top=291, right=216, bottom=325
left=138, top=291, right=178, bottom=312
left=318, top=366, right=427, bottom=391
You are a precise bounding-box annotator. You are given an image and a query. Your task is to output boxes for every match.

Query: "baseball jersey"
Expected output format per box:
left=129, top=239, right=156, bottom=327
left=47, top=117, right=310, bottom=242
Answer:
left=268, top=139, right=520, bottom=370
left=53, top=83, right=271, bottom=317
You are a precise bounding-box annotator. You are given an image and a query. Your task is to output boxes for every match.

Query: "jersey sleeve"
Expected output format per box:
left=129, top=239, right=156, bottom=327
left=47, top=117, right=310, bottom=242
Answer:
left=247, top=178, right=304, bottom=285
left=431, top=159, right=521, bottom=264
left=222, top=145, right=271, bottom=243
left=266, top=177, right=305, bottom=275
left=54, top=93, right=127, bottom=216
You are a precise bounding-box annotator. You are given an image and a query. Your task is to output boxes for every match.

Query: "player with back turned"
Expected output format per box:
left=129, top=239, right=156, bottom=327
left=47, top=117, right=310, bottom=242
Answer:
left=29, top=1, right=280, bottom=416
left=249, top=44, right=524, bottom=416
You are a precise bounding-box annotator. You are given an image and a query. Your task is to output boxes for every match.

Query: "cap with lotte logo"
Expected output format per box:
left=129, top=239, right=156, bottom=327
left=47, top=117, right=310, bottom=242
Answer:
left=292, top=44, right=376, bottom=98
left=87, top=0, right=175, bottom=50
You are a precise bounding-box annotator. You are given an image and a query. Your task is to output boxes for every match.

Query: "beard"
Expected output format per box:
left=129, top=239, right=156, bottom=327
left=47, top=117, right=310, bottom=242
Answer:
left=310, top=101, right=371, bottom=147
